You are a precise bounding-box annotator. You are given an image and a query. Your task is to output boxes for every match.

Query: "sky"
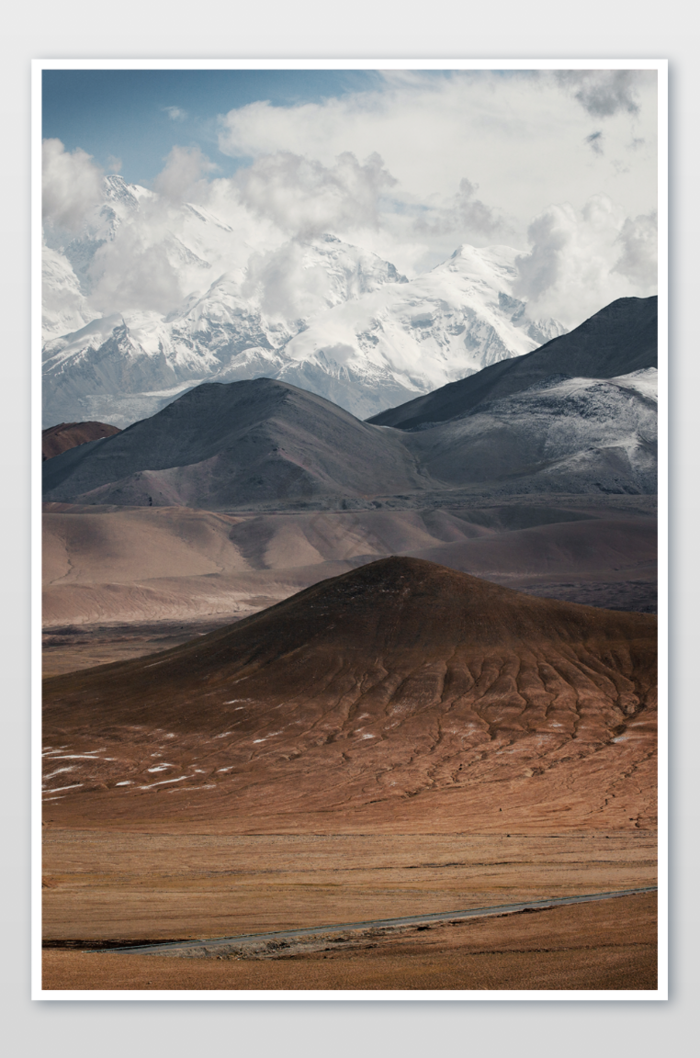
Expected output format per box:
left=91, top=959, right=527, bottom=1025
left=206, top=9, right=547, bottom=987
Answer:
left=42, top=66, right=659, bottom=328
left=42, top=69, right=381, bottom=184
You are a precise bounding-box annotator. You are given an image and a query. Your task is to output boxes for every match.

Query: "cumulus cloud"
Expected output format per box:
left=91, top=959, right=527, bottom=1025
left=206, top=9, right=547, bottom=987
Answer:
left=613, top=211, right=658, bottom=286
left=42, top=138, right=104, bottom=233
left=216, top=72, right=657, bottom=257
left=153, top=144, right=217, bottom=203
left=235, top=150, right=396, bottom=238
left=87, top=220, right=183, bottom=316
left=514, top=194, right=657, bottom=327
left=554, top=70, right=648, bottom=117
left=414, top=178, right=505, bottom=241
left=242, top=242, right=334, bottom=321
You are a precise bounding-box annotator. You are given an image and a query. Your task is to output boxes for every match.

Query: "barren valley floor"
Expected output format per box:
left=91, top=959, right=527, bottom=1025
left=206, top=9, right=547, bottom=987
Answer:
left=41, top=550, right=659, bottom=992
left=42, top=829, right=657, bottom=991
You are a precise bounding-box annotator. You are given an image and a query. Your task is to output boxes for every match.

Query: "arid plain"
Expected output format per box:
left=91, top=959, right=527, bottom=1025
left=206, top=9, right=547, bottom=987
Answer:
left=42, top=529, right=658, bottom=992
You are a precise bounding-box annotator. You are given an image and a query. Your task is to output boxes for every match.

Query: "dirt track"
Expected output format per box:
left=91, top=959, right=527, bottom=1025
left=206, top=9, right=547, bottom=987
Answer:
left=42, top=891, right=657, bottom=991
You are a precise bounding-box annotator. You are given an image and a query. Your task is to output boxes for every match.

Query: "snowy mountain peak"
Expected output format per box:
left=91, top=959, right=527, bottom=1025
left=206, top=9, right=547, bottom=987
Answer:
left=42, top=177, right=566, bottom=428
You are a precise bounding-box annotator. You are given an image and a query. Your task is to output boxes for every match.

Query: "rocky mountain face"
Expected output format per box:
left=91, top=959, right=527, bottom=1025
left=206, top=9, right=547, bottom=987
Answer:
left=42, top=175, right=565, bottom=428
left=366, top=295, right=658, bottom=498
left=402, top=368, right=658, bottom=497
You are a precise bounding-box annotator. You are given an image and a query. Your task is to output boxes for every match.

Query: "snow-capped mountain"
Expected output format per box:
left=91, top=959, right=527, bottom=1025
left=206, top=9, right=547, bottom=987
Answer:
left=42, top=244, right=93, bottom=340
left=42, top=175, right=565, bottom=428
left=404, top=367, right=658, bottom=496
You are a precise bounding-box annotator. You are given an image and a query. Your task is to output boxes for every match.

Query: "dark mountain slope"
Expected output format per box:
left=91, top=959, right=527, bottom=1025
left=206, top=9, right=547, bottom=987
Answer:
left=402, top=372, right=657, bottom=496
left=42, top=378, right=426, bottom=509
left=368, top=296, right=657, bottom=430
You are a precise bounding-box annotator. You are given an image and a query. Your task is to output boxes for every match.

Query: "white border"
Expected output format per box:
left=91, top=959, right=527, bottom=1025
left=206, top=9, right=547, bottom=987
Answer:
left=32, top=57, right=668, bottom=1003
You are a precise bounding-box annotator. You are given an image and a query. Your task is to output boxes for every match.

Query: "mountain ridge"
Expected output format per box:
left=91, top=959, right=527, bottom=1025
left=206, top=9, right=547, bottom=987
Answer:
left=42, top=176, right=565, bottom=427
left=42, top=294, right=659, bottom=507
left=368, top=295, right=657, bottom=430
left=42, top=378, right=428, bottom=509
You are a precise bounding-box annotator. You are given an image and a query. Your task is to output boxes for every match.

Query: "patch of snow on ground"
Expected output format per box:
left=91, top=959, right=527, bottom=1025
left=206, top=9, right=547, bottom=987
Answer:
left=43, top=750, right=106, bottom=758
left=43, top=766, right=75, bottom=780
left=139, top=776, right=189, bottom=788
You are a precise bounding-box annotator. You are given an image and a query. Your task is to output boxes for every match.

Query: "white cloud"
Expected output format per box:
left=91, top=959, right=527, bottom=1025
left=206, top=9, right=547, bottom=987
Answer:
left=585, top=131, right=604, bottom=155
left=554, top=70, right=649, bottom=117
left=235, top=150, right=396, bottom=238
left=241, top=241, right=334, bottom=320
left=613, top=211, right=658, bottom=287
left=217, top=71, right=658, bottom=239
left=42, top=139, right=104, bottom=233
left=514, top=195, right=657, bottom=327
left=412, top=178, right=506, bottom=243
left=153, top=144, right=217, bottom=203
left=87, top=217, right=183, bottom=315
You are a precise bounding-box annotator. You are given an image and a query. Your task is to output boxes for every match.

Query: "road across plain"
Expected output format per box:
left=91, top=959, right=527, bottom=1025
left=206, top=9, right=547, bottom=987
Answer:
left=93, top=886, right=658, bottom=957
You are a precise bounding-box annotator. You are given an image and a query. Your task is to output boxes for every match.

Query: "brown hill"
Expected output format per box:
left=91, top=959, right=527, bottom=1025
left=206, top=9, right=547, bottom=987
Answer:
left=42, top=421, right=121, bottom=461
left=43, top=557, right=657, bottom=832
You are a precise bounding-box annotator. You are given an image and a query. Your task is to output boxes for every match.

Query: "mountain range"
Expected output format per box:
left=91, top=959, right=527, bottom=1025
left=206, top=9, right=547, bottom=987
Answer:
left=42, top=295, right=658, bottom=507
left=42, top=175, right=565, bottom=428
left=369, top=296, right=658, bottom=428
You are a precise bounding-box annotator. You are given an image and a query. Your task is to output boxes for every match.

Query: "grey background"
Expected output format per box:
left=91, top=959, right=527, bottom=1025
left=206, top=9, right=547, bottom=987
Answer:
left=4, top=6, right=695, bottom=1055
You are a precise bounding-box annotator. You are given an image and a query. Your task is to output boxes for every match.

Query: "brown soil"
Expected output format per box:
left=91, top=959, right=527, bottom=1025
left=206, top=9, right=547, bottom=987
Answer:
left=41, top=891, right=657, bottom=991
left=41, top=830, right=657, bottom=943
left=41, top=557, right=658, bottom=992
left=43, top=557, right=657, bottom=833
left=42, top=422, right=121, bottom=461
